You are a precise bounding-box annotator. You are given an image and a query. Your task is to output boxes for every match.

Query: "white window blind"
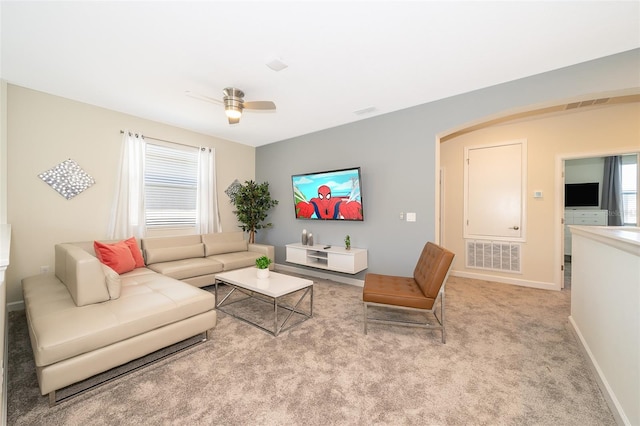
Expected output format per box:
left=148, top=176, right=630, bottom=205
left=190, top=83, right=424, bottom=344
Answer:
left=144, top=143, right=199, bottom=228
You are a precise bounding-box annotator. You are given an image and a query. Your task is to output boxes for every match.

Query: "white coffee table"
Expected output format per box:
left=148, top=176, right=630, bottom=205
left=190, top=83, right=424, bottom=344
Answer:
left=214, top=267, right=314, bottom=336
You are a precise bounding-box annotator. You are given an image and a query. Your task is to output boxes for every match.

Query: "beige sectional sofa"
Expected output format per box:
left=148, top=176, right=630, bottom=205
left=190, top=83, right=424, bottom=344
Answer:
left=21, top=231, right=274, bottom=404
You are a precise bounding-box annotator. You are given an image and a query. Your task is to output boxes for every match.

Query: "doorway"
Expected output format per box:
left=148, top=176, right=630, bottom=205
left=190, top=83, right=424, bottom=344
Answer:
left=560, top=152, right=639, bottom=289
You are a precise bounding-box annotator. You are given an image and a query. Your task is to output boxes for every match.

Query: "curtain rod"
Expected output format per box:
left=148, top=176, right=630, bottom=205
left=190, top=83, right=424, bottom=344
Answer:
left=119, top=130, right=208, bottom=151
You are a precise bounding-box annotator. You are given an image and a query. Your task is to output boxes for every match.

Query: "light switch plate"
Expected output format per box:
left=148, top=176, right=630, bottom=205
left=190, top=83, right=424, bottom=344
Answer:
left=406, top=212, right=416, bottom=222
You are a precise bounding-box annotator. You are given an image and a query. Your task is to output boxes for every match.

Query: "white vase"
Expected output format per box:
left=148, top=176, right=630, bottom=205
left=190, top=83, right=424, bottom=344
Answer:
left=256, top=268, right=270, bottom=279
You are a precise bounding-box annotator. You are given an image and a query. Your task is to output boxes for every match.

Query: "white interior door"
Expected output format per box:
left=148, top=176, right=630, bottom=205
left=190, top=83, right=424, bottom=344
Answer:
left=464, top=141, right=526, bottom=241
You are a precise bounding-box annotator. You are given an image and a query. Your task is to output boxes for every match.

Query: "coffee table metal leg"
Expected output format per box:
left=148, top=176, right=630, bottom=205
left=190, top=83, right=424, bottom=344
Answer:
left=274, top=297, right=279, bottom=336
left=276, top=287, right=312, bottom=335
left=215, top=280, right=239, bottom=307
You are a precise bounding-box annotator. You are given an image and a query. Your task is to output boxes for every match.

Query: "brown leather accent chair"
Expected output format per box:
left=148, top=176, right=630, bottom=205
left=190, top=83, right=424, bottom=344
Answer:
left=362, top=242, right=455, bottom=342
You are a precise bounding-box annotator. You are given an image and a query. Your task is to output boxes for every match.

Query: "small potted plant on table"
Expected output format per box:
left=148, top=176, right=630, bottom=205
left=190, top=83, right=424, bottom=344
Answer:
left=256, top=255, right=272, bottom=278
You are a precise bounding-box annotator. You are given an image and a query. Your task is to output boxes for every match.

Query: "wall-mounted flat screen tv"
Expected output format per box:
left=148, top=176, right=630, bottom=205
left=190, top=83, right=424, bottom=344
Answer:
left=565, top=182, right=599, bottom=207
left=292, top=167, right=363, bottom=220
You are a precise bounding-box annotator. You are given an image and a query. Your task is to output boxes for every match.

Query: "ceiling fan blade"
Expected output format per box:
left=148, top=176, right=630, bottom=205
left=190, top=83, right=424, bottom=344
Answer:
left=228, top=116, right=240, bottom=125
left=185, top=90, right=223, bottom=105
left=243, top=101, right=276, bottom=111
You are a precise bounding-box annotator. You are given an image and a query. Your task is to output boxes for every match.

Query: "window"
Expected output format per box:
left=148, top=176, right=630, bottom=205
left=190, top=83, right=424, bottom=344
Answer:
left=621, top=156, right=637, bottom=225
left=109, top=131, right=219, bottom=240
left=144, top=143, right=199, bottom=228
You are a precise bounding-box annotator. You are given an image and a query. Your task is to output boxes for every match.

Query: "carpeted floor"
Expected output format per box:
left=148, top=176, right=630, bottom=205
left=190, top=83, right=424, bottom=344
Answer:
left=7, top=275, right=615, bottom=425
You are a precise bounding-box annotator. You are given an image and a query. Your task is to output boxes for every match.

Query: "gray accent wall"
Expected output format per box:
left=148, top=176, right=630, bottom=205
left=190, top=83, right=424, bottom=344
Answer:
left=256, top=49, right=640, bottom=280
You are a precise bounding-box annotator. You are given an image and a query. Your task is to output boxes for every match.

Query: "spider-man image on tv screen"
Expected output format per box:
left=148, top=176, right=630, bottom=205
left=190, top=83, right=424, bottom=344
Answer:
left=292, top=167, right=363, bottom=221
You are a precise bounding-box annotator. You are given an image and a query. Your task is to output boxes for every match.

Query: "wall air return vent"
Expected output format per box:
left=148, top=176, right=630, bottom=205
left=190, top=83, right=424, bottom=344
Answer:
left=565, top=98, right=610, bottom=110
left=466, top=240, right=521, bottom=273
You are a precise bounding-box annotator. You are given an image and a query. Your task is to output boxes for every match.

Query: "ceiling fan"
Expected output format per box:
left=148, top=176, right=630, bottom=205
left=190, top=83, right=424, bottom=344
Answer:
left=186, top=87, right=276, bottom=124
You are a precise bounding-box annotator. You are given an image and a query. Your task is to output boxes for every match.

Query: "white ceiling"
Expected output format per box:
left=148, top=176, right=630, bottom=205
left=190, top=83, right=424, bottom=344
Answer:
left=1, top=1, right=639, bottom=147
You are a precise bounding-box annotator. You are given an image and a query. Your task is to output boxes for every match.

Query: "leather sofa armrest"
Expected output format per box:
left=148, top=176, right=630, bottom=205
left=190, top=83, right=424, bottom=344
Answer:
left=248, top=244, right=275, bottom=270
left=55, top=244, right=110, bottom=306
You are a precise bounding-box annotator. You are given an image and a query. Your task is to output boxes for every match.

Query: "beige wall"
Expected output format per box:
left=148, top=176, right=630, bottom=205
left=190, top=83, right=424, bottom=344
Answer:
left=5, top=84, right=255, bottom=304
left=0, top=81, right=6, bottom=424
left=440, top=102, right=640, bottom=289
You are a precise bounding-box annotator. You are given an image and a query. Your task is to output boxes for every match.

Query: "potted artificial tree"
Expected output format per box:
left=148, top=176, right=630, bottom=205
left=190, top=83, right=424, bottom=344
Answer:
left=230, top=180, right=279, bottom=244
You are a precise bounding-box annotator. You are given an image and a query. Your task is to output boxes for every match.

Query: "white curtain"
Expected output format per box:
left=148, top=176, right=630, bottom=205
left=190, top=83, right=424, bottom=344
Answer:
left=196, top=147, right=221, bottom=234
left=108, top=131, right=146, bottom=240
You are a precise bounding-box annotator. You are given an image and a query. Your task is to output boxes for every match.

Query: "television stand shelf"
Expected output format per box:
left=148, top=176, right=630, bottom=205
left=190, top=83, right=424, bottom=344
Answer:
left=286, top=243, right=367, bottom=274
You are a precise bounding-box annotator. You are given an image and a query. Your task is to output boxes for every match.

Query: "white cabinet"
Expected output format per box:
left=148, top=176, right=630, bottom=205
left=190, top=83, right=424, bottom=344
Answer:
left=564, top=209, right=607, bottom=255
left=286, top=243, right=368, bottom=274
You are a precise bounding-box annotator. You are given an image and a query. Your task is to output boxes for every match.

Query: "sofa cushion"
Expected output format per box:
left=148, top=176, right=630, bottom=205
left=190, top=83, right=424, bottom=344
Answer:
left=141, top=235, right=202, bottom=250
left=362, top=273, right=433, bottom=309
left=208, top=251, right=262, bottom=271
left=22, top=272, right=216, bottom=367
left=146, top=257, right=223, bottom=280
left=94, top=240, right=137, bottom=274
left=101, top=264, right=122, bottom=299
left=413, top=242, right=455, bottom=300
left=119, top=267, right=157, bottom=279
left=55, top=244, right=111, bottom=307
left=202, top=232, right=248, bottom=256
left=145, top=243, right=205, bottom=265
left=206, top=239, right=248, bottom=256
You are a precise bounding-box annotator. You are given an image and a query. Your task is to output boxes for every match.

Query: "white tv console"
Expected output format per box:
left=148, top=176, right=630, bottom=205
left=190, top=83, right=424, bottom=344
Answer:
left=285, top=243, right=368, bottom=274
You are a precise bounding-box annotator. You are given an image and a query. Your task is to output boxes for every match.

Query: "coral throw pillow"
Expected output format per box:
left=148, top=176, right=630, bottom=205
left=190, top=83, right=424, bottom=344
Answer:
left=94, top=240, right=136, bottom=274
left=123, top=237, right=145, bottom=268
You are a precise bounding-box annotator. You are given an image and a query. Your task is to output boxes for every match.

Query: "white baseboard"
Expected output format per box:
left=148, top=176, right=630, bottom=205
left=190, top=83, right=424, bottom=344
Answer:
left=275, top=263, right=364, bottom=287
left=7, top=300, right=24, bottom=312
left=2, top=310, right=7, bottom=426
left=451, top=270, right=558, bottom=291
left=568, top=316, right=628, bottom=426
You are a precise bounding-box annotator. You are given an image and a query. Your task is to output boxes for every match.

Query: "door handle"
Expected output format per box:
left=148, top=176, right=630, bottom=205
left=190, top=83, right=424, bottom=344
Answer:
left=509, top=226, right=520, bottom=230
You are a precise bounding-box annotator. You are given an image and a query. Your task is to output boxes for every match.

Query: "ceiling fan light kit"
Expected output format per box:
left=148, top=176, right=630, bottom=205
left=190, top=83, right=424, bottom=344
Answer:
left=223, top=87, right=244, bottom=121
left=187, top=87, right=276, bottom=125
left=225, top=107, right=242, bottom=119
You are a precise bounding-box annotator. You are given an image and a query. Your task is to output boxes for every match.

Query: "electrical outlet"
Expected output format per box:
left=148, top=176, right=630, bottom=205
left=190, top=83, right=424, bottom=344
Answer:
left=406, top=212, right=417, bottom=222
left=40, top=265, right=50, bottom=274
left=399, top=212, right=404, bottom=220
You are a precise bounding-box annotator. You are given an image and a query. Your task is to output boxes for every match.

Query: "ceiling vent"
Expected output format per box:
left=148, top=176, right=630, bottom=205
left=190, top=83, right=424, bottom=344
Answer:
left=266, top=58, right=288, bottom=72
left=565, top=98, right=610, bottom=110
left=353, top=106, right=377, bottom=115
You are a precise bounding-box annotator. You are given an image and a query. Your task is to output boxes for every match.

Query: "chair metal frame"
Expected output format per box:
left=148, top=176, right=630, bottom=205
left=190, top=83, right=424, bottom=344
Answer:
left=364, top=285, right=446, bottom=342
